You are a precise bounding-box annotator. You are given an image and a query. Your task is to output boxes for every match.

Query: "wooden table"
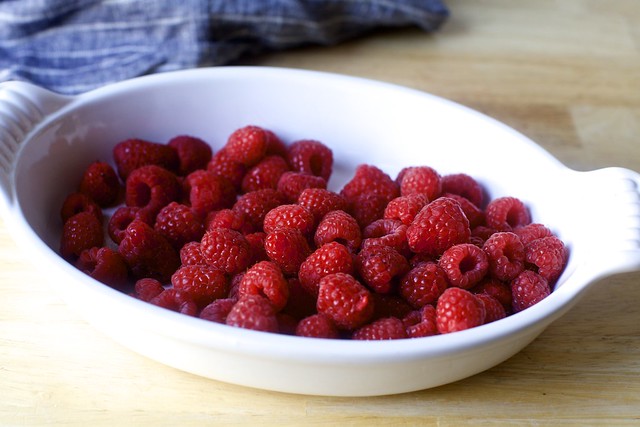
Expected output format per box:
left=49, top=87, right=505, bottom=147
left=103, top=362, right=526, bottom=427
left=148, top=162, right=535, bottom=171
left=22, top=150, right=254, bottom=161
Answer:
left=2, top=1, right=639, bottom=425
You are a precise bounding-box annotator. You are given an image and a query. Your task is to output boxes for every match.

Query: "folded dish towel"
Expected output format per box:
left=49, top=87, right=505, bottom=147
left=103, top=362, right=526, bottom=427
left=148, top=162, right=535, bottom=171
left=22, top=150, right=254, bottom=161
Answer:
left=0, top=0, right=448, bottom=94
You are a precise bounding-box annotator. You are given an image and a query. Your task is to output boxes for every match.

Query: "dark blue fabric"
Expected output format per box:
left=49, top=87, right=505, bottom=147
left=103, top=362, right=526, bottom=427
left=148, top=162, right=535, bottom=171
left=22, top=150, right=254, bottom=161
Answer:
left=0, top=0, right=449, bottom=94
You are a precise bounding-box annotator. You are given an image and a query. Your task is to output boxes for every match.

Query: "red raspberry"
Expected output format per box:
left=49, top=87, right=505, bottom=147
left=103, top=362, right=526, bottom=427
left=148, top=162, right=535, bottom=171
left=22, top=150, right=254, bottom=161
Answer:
left=154, top=202, right=205, bottom=249
left=371, top=294, right=414, bottom=320
left=238, top=261, right=289, bottom=311
left=205, top=209, right=254, bottom=234
left=276, top=313, right=298, bottom=335
left=113, top=138, right=179, bottom=180
left=76, top=246, right=128, bottom=290
left=362, top=218, right=409, bottom=256
left=167, top=135, right=212, bottom=176
left=107, top=206, right=155, bottom=244
left=150, top=288, right=198, bottom=316
left=436, top=287, right=485, bottom=334
left=233, top=189, right=287, bottom=231
left=241, top=155, right=290, bottom=193
left=404, top=305, right=438, bottom=338
left=442, top=193, right=484, bottom=229
left=510, top=270, right=550, bottom=313
left=485, top=196, right=531, bottom=231
left=227, top=272, right=244, bottom=300
left=355, top=244, right=409, bottom=294
left=287, top=139, right=333, bottom=181
left=277, top=171, right=327, bottom=203
left=264, top=130, right=288, bottom=157
left=316, top=273, right=374, bottom=330
left=471, top=225, right=497, bottom=243
left=263, top=204, right=315, bottom=237
left=183, top=170, right=236, bottom=217
left=125, top=165, right=181, bottom=215
left=61, top=192, right=103, bottom=224
left=514, top=223, right=553, bottom=246
left=298, top=242, right=354, bottom=297
left=383, top=194, right=429, bottom=226
left=200, top=227, right=252, bottom=275
left=226, top=294, right=279, bottom=333
left=282, top=277, right=317, bottom=320
left=199, top=298, right=236, bottom=323
left=438, top=243, right=489, bottom=289
left=441, top=173, right=484, bottom=208
left=224, top=125, right=269, bottom=167
left=399, top=262, right=448, bottom=308
left=351, top=192, right=389, bottom=228
left=78, top=161, right=121, bottom=207
left=295, top=313, right=340, bottom=339
left=297, top=188, right=349, bottom=223
left=264, top=228, right=311, bottom=275
left=133, top=278, right=165, bottom=302
left=60, top=211, right=104, bottom=259
left=340, top=164, right=399, bottom=205
left=475, top=293, right=506, bottom=323
left=406, top=197, right=470, bottom=256
left=524, top=236, right=567, bottom=284
left=313, top=210, right=362, bottom=253
left=179, top=241, right=207, bottom=266
left=472, top=278, right=513, bottom=313
left=352, top=317, right=407, bottom=340
left=408, top=252, right=436, bottom=268
left=118, top=219, right=180, bottom=282
left=171, top=264, right=228, bottom=308
left=207, top=148, right=246, bottom=190
left=483, top=231, right=525, bottom=282
left=398, top=166, right=442, bottom=201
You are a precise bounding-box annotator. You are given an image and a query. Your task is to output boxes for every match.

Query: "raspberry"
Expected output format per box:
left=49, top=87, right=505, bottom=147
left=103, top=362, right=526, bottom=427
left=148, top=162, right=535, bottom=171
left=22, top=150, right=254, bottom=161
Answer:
left=207, top=148, right=246, bottom=190
left=287, top=139, right=333, bottom=181
left=524, top=236, right=567, bottom=284
left=118, top=219, right=180, bottom=282
left=78, top=161, right=121, bottom=207
left=298, top=242, right=354, bottom=297
left=398, top=166, right=442, bottom=201
left=183, top=170, right=236, bottom=217
left=350, top=192, right=388, bottom=228
left=355, top=244, right=409, bottom=294
left=276, top=313, right=298, bottom=335
left=224, top=125, right=269, bottom=167
left=264, top=130, right=288, bottom=157
left=313, top=210, right=362, bottom=253
left=154, top=202, right=205, bottom=249
left=200, top=227, right=252, bottom=275
left=241, top=155, right=290, bottom=193
left=316, top=273, right=374, bottom=330
left=475, top=293, right=506, bottom=323
left=352, top=317, right=407, bottom=340
left=361, top=218, right=409, bottom=256
left=282, top=277, right=317, bottom=320
left=340, top=164, right=399, bottom=205
left=179, top=241, right=207, bottom=266
left=264, top=228, right=311, bottom=276
left=133, top=278, right=165, bottom=302
left=60, top=212, right=104, bottom=259
left=295, top=314, right=340, bottom=339
left=205, top=209, right=254, bottom=234
left=233, top=189, right=287, bottom=231
left=238, top=261, right=289, bottom=311
left=171, top=264, right=228, bottom=308
left=471, top=225, right=497, bottom=243
left=399, top=262, right=448, bottom=308
left=472, top=278, right=513, bottom=312
left=514, top=223, right=553, bottom=246
left=438, top=243, right=489, bottom=289
left=76, top=246, right=128, bottom=290
left=483, top=231, right=525, bottom=281
left=383, top=194, right=429, bottom=226
left=510, top=270, right=550, bottom=313
left=199, top=298, right=236, bottom=323
left=297, top=188, right=349, bottom=223
left=406, top=197, right=470, bottom=256
left=404, top=305, right=438, bottom=338
left=436, top=287, right=485, bottom=334
left=150, top=288, right=198, bottom=316
left=485, top=196, right=531, bottom=231
left=277, top=171, right=327, bottom=203
left=263, top=204, right=315, bottom=237
left=226, top=295, right=279, bottom=332
left=125, top=165, right=181, bottom=215
left=228, top=272, right=244, bottom=300
left=107, top=206, right=155, bottom=244
left=167, top=135, right=212, bottom=176
left=441, top=173, right=484, bottom=208
left=113, top=138, right=179, bottom=180
left=61, top=192, right=103, bottom=224
left=371, top=293, right=413, bottom=320
left=442, top=193, right=484, bottom=229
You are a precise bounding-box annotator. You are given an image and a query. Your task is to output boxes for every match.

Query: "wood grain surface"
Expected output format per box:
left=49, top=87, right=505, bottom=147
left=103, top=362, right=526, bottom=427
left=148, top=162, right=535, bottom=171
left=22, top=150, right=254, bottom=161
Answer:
left=2, top=1, right=639, bottom=425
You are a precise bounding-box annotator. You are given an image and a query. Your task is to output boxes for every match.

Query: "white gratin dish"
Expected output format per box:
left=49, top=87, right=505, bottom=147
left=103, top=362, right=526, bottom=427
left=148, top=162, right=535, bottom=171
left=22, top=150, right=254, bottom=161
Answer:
left=0, top=67, right=639, bottom=396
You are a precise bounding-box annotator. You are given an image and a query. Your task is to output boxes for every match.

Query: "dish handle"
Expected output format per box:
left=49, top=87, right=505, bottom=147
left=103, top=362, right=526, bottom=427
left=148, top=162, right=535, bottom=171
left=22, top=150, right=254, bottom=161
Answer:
left=0, top=81, right=72, bottom=209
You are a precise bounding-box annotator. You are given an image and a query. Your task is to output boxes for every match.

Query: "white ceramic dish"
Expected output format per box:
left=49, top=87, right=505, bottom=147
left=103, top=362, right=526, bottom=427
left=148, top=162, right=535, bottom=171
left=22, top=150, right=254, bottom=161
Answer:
left=0, top=67, right=639, bottom=396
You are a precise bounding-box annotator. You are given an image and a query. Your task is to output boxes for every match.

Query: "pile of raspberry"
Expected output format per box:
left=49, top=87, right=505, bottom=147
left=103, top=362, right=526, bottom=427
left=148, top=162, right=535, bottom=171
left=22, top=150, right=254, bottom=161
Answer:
left=59, top=125, right=568, bottom=340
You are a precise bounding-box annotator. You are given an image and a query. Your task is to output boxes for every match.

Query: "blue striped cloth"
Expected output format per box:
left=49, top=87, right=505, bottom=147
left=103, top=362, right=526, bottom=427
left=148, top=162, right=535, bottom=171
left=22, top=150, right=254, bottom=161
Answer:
left=0, top=0, right=448, bottom=94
